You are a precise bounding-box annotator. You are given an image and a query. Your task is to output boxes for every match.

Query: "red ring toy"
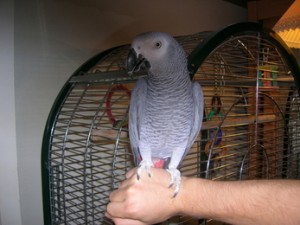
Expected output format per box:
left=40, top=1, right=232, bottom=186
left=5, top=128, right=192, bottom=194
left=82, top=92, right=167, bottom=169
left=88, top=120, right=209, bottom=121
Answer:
left=106, top=85, right=131, bottom=127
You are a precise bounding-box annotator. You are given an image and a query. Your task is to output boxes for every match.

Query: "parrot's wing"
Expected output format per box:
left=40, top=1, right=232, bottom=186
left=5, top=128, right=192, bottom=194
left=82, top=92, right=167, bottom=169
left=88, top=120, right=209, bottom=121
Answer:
left=183, top=82, right=204, bottom=160
left=166, top=82, right=204, bottom=197
left=129, top=78, right=148, bottom=166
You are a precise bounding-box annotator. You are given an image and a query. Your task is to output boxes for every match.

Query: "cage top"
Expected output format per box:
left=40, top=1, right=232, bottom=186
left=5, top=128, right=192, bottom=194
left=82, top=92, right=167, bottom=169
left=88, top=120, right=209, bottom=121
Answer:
left=188, top=22, right=300, bottom=82
left=69, top=30, right=212, bottom=84
left=67, top=22, right=300, bottom=87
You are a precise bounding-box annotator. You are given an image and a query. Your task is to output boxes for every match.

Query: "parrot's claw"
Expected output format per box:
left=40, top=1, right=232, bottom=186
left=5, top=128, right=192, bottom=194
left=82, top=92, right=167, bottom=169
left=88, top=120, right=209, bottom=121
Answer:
left=137, top=160, right=154, bottom=180
left=166, top=168, right=181, bottom=198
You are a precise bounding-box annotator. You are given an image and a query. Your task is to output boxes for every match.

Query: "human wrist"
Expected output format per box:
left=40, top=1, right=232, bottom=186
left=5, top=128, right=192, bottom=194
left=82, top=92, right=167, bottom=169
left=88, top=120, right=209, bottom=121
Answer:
left=176, top=176, right=210, bottom=219
left=175, top=176, right=195, bottom=216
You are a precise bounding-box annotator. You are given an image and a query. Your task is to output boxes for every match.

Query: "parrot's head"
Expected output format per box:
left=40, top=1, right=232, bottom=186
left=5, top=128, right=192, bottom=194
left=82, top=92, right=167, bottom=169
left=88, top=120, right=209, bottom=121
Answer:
left=127, top=32, right=187, bottom=76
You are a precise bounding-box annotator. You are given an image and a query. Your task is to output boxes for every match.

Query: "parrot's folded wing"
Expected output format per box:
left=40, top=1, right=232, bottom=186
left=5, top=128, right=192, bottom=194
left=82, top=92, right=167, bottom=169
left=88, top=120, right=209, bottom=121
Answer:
left=183, top=82, right=204, bottom=161
left=129, top=78, right=148, bottom=166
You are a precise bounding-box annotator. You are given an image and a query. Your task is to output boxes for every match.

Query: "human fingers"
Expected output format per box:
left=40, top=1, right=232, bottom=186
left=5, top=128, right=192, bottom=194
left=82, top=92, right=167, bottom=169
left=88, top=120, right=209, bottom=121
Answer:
left=107, top=167, right=178, bottom=224
left=116, top=219, right=148, bottom=225
left=106, top=201, right=128, bottom=219
left=125, top=167, right=138, bottom=179
left=112, top=218, right=148, bottom=225
left=106, top=212, right=148, bottom=225
left=110, top=172, right=140, bottom=202
left=105, top=211, right=147, bottom=225
left=109, top=188, right=125, bottom=203
left=114, top=169, right=138, bottom=192
left=107, top=188, right=141, bottom=220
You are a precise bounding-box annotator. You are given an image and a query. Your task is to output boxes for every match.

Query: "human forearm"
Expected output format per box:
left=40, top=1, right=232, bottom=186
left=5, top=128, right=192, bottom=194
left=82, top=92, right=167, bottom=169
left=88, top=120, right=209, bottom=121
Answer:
left=179, top=178, right=300, bottom=225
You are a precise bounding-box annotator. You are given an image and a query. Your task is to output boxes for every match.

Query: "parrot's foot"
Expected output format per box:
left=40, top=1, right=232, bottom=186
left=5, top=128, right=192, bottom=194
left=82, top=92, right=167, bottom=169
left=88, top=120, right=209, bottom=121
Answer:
left=137, top=160, right=154, bottom=180
left=166, top=168, right=181, bottom=198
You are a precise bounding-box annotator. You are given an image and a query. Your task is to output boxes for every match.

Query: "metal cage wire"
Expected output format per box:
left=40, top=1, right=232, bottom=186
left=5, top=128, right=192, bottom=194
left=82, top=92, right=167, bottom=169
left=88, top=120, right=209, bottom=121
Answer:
left=42, top=23, right=300, bottom=225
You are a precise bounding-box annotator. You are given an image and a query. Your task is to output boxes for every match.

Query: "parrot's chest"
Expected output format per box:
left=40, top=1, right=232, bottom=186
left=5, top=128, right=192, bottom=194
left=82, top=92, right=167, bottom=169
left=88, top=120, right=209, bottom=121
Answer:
left=140, top=90, right=193, bottom=153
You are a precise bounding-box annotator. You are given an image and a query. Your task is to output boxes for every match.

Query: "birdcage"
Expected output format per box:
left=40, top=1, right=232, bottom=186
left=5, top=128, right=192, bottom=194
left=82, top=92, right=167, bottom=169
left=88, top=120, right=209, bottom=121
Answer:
left=42, top=22, right=300, bottom=225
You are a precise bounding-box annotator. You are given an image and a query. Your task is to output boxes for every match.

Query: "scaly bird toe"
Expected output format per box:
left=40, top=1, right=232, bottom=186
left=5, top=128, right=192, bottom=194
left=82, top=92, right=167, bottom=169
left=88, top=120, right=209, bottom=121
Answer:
left=137, top=160, right=154, bottom=180
left=166, top=168, right=181, bottom=198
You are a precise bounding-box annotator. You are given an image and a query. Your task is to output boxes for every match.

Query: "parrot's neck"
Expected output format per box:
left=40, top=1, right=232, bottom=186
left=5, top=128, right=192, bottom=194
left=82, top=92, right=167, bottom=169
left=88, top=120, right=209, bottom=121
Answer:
left=147, top=70, right=191, bottom=89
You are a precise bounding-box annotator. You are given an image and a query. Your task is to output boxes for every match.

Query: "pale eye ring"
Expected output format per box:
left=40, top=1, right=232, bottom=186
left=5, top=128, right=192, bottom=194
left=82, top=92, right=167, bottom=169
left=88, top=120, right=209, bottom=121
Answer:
left=155, top=41, right=162, bottom=49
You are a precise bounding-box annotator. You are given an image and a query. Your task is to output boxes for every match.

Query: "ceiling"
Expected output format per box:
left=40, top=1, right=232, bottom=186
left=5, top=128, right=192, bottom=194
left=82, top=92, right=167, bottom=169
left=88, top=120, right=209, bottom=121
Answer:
left=224, top=0, right=295, bottom=28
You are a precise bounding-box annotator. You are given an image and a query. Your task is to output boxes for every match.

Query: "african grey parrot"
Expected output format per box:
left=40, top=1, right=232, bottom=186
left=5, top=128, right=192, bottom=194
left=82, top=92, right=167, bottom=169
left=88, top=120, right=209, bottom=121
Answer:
left=127, top=32, right=203, bottom=196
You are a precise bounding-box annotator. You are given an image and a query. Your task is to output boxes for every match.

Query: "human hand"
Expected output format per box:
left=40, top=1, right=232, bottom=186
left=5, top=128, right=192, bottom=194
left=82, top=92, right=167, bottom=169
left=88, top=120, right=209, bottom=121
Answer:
left=105, top=217, right=148, bottom=225
left=106, top=167, right=184, bottom=224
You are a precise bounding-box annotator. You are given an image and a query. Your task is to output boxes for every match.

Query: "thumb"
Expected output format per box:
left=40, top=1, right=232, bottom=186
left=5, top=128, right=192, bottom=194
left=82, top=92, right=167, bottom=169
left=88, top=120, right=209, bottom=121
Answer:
left=125, top=168, right=138, bottom=179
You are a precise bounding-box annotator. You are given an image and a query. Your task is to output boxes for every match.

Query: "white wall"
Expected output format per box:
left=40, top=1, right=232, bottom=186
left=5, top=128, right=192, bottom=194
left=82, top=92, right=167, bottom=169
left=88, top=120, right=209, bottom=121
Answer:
left=0, top=1, right=22, bottom=225
left=1, top=1, right=246, bottom=224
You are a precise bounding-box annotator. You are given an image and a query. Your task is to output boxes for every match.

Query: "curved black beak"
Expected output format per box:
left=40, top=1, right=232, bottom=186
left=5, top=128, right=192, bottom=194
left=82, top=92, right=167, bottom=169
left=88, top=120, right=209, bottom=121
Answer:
left=127, top=48, right=150, bottom=75
left=127, top=48, right=138, bottom=75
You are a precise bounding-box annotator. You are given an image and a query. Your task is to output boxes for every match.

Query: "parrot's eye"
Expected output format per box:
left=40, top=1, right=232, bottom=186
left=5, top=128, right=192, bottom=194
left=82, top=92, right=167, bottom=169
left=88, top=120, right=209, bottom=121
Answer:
left=155, top=41, right=162, bottom=49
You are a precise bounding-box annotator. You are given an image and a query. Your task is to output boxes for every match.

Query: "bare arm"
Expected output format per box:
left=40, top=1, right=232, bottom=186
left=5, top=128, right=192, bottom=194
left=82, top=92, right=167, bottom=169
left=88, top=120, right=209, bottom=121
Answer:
left=106, top=168, right=300, bottom=225
left=183, top=176, right=300, bottom=225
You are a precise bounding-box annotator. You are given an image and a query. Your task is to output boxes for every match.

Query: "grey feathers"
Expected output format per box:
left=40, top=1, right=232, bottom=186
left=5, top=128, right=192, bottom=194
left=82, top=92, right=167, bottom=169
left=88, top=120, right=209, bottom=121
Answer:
left=127, top=31, right=203, bottom=195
